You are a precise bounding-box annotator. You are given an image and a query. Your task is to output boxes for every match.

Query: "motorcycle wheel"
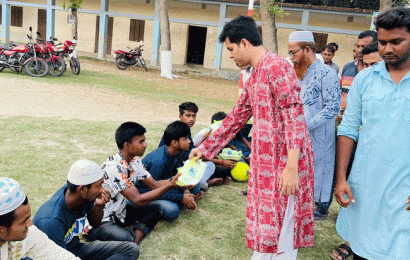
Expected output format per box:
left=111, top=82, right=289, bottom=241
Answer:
left=48, top=58, right=66, bottom=77
left=70, top=57, right=80, bottom=75
left=0, top=67, right=5, bottom=72
left=25, top=59, right=49, bottom=77
left=139, top=57, right=148, bottom=71
left=115, top=56, right=128, bottom=70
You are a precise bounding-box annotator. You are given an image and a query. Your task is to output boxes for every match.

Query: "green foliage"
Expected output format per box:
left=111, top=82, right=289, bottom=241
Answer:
left=269, top=0, right=289, bottom=17
left=62, top=0, right=83, bottom=11
left=280, top=0, right=409, bottom=10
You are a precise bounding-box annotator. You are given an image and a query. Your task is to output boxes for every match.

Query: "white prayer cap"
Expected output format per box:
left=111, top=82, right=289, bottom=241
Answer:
left=288, top=31, right=315, bottom=42
left=67, top=160, right=104, bottom=186
left=0, top=178, right=26, bottom=215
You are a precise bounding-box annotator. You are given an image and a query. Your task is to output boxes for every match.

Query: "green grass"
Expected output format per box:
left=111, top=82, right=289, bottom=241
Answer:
left=0, top=62, right=344, bottom=259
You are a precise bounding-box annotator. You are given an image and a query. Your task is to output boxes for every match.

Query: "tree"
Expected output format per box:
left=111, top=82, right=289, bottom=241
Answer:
left=62, top=0, right=83, bottom=39
left=260, top=0, right=278, bottom=53
left=158, top=0, right=173, bottom=78
left=259, top=0, right=288, bottom=54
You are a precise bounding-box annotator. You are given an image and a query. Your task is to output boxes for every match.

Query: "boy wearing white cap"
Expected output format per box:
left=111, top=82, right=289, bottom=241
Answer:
left=0, top=177, right=80, bottom=260
left=33, top=160, right=140, bottom=260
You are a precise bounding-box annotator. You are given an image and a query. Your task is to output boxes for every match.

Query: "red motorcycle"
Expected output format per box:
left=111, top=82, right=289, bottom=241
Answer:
left=35, top=32, right=66, bottom=77
left=113, top=41, right=147, bottom=71
left=51, top=36, right=80, bottom=75
left=0, top=27, right=49, bottom=77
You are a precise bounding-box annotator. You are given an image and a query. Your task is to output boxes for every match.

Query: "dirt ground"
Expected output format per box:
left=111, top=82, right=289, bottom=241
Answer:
left=0, top=59, right=239, bottom=124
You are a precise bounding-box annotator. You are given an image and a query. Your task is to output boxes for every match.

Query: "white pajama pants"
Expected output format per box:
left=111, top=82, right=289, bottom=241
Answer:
left=251, top=195, right=298, bottom=260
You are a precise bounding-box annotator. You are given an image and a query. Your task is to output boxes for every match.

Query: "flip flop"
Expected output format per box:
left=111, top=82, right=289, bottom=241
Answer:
left=330, top=243, right=353, bottom=260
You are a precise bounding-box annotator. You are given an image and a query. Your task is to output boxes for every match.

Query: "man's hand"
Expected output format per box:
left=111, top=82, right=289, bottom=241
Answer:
left=223, top=160, right=237, bottom=170
left=169, top=173, right=182, bottom=188
left=335, top=180, right=355, bottom=208
left=182, top=193, right=197, bottom=211
left=189, top=148, right=204, bottom=162
left=183, top=184, right=196, bottom=190
left=279, top=167, right=299, bottom=196
left=405, top=195, right=410, bottom=211
left=95, top=188, right=111, bottom=206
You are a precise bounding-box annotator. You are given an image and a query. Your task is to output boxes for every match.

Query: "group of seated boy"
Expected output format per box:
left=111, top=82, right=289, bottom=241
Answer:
left=0, top=102, right=251, bottom=260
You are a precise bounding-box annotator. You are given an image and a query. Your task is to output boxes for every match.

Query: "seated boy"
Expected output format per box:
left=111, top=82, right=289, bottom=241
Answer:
left=33, top=160, right=140, bottom=260
left=136, top=121, right=201, bottom=220
left=158, top=102, right=222, bottom=189
left=90, top=122, right=186, bottom=245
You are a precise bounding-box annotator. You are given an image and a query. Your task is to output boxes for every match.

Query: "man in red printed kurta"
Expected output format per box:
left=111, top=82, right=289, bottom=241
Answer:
left=189, top=16, right=314, bottom=259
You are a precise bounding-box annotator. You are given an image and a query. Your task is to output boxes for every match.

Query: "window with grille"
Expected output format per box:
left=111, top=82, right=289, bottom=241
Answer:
left=129, top=19, right=145, bottom=42
left=11, top=6, right=23, bottom=27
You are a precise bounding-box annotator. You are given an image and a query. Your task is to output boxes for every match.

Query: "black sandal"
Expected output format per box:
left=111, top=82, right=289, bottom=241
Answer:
left=331, top=243, right=353, bottom=260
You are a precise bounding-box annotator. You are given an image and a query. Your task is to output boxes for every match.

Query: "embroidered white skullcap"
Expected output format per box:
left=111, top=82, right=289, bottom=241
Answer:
left=67, top=159, right=104, bottom=185
left=288, top=31, right=315, bottom=42
left=0, top=178, right=26, bottom=215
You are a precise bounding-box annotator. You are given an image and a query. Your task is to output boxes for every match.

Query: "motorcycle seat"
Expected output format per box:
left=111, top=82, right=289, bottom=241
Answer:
left=0, top=44, right=13, bottom=50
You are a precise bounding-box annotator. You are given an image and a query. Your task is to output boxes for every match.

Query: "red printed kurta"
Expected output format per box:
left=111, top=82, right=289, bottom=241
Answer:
left=199, top=51, right=315, bottom=253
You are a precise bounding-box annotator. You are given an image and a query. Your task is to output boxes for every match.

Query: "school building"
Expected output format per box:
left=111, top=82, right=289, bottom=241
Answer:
left=0, top=0, right=375, bottom=71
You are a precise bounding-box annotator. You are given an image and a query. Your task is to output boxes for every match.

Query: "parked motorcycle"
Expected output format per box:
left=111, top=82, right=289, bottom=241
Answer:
left=50, top=36, right=80, bottom=75
left=36, top=32, right=66, bottom=77
left=113, top=41, right=147, bottom=71
left=0, top=27, right=49, bottom=77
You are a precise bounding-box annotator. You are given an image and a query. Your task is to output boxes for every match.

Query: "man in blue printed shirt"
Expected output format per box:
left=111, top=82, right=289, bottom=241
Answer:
left=33, top=160, right=139, bottom=260
left=288, top=31, right=341, bottom=220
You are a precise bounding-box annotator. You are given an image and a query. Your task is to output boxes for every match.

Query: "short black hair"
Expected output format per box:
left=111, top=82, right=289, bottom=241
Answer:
left=211, top=111, right=227, bottom=123
left=0, top=197, right=28, bottom=228
left=163, top=121, right=191, bottom=146
left=322, top=44, right=336, bottom=54
left=328, top=42, right=339, bottom=51
left=66, top=181, right=92, bottom=193
left=179, top=102, right=198, bottom=116
left=115, top=122, right=146, bottom=149
left=358, top=30, right=377, bottom=42
left=362, top=41, right=379, bottom=55
left=218, top=15, right=262, bottom=46
left=375, top=7, right=410, bottom=34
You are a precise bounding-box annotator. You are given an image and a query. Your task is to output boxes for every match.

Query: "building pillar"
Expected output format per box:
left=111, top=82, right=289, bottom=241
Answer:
left=46, top=0, right=56, bottom=40
left=301, top=10, right=310, bottom=30
left=97, top=0, right=109, bottom=59
left=213, top=3, right=227, bottom=70
left=151, top=0, right=160, bottom=66
left=1, top=0, right=11, bottom=44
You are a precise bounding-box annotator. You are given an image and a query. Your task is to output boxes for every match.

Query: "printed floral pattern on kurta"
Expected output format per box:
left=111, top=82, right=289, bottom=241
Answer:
left=199, top=51, right=315, bottom=253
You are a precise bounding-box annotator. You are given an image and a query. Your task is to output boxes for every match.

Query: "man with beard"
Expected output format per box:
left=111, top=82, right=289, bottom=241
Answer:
left=287, top=31, right=341, bottom=221
left=190, top=16, right=315, bottom=259
left=335, top=7, right=410, bottom=259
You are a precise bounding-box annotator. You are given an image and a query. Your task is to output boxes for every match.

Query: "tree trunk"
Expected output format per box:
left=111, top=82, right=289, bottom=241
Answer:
left=158, top=0, right=173, bottom=78
left=158, top=0, right=171, bottom=51
left=72, top=6, right=78, bottom=40
left=260, top=0, right=278, bottom=54
left=380, top=0, right=393, bottom=12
